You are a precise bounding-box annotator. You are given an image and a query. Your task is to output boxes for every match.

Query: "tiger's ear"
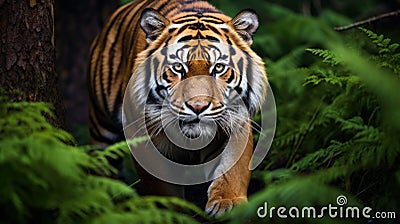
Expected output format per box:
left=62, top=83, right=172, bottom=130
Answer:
left=229, top=9, right=259, bottom=45
left=140, top=8, right=169, bottom=44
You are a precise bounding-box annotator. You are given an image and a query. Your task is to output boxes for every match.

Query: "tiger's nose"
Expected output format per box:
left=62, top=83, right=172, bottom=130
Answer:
left=185, top=99, right=210, bottom=114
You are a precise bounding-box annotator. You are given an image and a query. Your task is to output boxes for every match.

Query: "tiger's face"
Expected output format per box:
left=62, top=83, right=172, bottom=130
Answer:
left=131, top=9, right=267, bottom=141
left=167, top=61, right=226, bottom=138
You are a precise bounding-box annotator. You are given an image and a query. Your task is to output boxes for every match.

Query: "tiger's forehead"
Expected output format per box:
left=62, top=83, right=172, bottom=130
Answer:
left=167, top=14, right=230, bottom=43
left=171, top=13, right=230, bottom=24
left=169, top=16, right=229, bottom=30
left=164, top=39, right=231, bottom=62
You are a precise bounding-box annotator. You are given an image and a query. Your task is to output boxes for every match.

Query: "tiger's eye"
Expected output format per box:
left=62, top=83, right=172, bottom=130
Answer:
left=173, top=63, right=183, bottom=72
left=214, top=63, right=225, bottom=73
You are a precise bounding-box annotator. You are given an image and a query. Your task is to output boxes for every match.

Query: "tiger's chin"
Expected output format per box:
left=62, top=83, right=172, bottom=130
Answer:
left=179, top=119, right=217, bottom=139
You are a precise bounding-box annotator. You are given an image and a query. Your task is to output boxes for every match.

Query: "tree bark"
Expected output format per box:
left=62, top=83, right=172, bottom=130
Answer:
left=0, top=0, right=64, bottom=128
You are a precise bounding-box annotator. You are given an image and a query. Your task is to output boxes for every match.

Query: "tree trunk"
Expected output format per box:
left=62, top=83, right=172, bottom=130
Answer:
left=0, top=0, right=64, bottom=128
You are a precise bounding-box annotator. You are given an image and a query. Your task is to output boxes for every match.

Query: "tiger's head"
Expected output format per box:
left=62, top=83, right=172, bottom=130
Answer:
left=129, top=8, right=267, bottom=141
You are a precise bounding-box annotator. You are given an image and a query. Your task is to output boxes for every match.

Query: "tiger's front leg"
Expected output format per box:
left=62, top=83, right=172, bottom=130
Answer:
left=205, top=121, right=253, bottom=217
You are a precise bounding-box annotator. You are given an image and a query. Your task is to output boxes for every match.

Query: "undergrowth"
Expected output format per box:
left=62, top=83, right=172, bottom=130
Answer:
left=226, top=28, right=400, bottom=224
left=0, top=95, right=207, bottom=223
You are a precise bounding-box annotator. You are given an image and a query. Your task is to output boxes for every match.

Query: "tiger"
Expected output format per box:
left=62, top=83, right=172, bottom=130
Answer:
left=87, top=0, right=267, bottom=217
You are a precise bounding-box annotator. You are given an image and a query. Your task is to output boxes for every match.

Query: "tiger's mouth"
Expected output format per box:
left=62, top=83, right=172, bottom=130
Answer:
left=180, top=118, right=200, bottom=124
left=178, top=117, right=215, bottom=139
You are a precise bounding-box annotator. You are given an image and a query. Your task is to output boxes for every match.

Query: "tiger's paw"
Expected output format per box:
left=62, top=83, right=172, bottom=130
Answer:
left=205, top=196, right=247, bottom=217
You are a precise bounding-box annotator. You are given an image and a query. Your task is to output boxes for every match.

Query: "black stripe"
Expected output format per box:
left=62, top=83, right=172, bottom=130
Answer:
left=107, top=48, right=116, bottom=94
left=221, top=28, right=229, bottom=32
left=189, top=22, right=207, bottom=30
left=164, top=2, right=180, bottom=16
left=155, top=84, right=167, bottom=99
left=164, top=36, right=173, bottom=48
left=237, top=58, right=243, bottom=71
left=226, top=70, right=235, bottom=83
left=176, top=24, right=191, bottom=35
left=173, top=14, right=225, bottom=23
left=205, top=24, right=222, bottom=35
left=225, top=35, right=232, bottom=45
left=246, top=54, right=253, bottom=85
left=162, top=72, right=172, bottom=83
left=146, top=36, right=172, bottom=58
left=156, top=1, right=169, bottom=12
left=194, top=31, right=206, bottom=39
left=111, top=87, right=123, bottom=124
left=234, top=58, right=243, bottom=95
left=88, top=39, right=99, bottom=104
left=153, top=57, right=160, bottom=80
left=146, top=90, right=161, bottom=105
left=234, top=86, right=243, bottom=96
left=234, top=86, right=243, bottom=95
left=152, top=58, right=166, bottom=99
left=173, top=18, right=198, bottom=24
left=202, top=19, right=224, bottom=24
left=172, top=13, right=199, bottom=21
left=152, top=58, right=160, bottom=86
left=199, top=15, right=225, bottom=22
left=178, top=111, right=192, bottom=116
left=89, top=113, right=103, bottom=137
left=230, top=46, right=237, bottom=58
left=178, top=35, right=195, bottom=42
left=205, top=111, right=222, bottom=116
left=212, top=105, right=224, bottom=111
left=243, top=85, right=254, bottom=114
left=205, top=35, right=219, bottom=42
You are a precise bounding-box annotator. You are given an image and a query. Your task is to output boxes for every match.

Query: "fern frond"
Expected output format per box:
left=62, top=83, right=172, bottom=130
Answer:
left=359, top=28, right=394, bottom=54
left=290, top=142, right=343, bottom=172
left=86, top=137, right=147, bottom=176
left=307, top=48, right=341, bottom=66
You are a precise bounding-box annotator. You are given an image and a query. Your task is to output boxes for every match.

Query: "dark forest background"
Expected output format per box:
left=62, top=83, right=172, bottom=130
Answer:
left=1, top=0, right=399, bottom=223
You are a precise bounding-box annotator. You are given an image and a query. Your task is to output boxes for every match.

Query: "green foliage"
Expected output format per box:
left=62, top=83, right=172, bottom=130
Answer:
left=306, top=49, right=341, bottom=66
left=86, top=137, right=148, bottom=177
left=119, top=0, right=132, bottom=5
left=0, top=97, right=204, bottom=223
left=225, top=24, right=400, bottom=224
